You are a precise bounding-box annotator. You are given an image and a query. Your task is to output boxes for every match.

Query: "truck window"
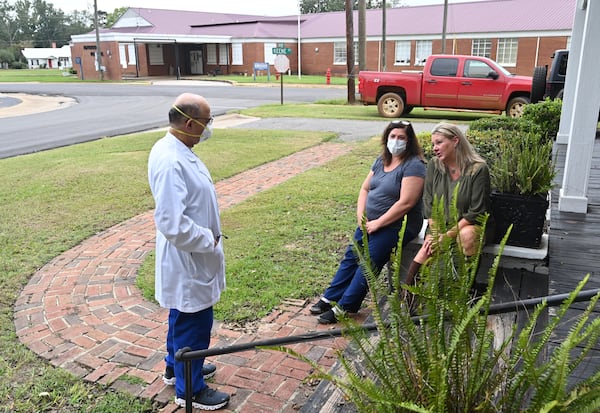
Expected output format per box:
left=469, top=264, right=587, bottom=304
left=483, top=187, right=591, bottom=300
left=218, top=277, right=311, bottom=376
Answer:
left=557, top=54, right=568, bottom=77
left=430, top=58, right=458, bottom=77
left=464, top=60, right=494, bottom=78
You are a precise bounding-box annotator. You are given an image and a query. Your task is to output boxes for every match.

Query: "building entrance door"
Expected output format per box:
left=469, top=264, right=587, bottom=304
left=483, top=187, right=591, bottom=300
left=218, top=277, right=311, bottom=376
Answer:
left=190, top=50, right=203, bottom=74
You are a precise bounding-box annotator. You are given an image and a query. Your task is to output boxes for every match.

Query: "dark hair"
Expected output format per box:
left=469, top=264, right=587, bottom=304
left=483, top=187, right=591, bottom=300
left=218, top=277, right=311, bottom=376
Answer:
left=168, top=103, right=201, bottom=125
left=380, top=120, right=423, bottom=165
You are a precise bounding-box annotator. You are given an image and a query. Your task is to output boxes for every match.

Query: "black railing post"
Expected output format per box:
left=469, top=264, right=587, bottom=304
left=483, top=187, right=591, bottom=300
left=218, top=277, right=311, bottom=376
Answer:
left=175, top=347, right=193, bottom=413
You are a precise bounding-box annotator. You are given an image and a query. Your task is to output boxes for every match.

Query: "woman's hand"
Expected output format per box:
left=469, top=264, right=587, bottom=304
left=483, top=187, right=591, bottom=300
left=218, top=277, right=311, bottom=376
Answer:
left=364, top=219, right=382, bottom=234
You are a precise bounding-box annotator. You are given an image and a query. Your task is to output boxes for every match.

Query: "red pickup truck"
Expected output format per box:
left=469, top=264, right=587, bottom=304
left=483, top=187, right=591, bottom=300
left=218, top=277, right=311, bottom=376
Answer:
left=358, top=54, right=532, bottom=118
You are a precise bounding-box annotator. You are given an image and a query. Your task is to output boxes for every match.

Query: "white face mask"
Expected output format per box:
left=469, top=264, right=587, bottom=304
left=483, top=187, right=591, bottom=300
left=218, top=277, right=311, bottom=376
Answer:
left=387, top=139, right=406, bottom=155
left=199, top=122, right=213, bottom=142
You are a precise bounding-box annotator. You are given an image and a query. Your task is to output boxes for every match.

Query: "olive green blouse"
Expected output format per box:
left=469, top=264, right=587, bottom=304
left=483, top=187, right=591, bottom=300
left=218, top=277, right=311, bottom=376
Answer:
left=423, top=160, right=492, bottom=226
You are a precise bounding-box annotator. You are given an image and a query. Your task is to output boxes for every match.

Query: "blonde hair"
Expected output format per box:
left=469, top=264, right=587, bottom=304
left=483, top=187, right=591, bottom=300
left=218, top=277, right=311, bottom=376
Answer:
left=430, top=122, right=485, bottom=175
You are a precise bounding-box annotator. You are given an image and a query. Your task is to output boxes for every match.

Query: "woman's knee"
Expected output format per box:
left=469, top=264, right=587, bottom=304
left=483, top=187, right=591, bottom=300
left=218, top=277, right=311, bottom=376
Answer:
left=459, top=226, right=480, bottom=256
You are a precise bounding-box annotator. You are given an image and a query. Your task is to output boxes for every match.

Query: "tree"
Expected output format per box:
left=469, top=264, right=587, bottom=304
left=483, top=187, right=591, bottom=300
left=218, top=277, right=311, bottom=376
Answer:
left=300, top=0, right=383, bottom=13
left=0, top=48, right=14, bottom=68
left=105, top=7, right=128, bottom=27
left=31, top=0, right=70, bottom=47
left=0, top=0, right=93, bottom=49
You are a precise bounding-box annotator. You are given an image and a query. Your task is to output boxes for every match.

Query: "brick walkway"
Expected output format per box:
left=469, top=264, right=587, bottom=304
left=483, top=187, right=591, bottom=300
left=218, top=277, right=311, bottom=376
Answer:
left=13, top=141, right=370, bottom=412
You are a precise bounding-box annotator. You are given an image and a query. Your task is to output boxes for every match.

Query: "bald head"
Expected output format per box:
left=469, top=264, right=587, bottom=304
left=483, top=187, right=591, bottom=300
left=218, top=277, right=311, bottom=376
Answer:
left=169, top=93, right=211, bottom=127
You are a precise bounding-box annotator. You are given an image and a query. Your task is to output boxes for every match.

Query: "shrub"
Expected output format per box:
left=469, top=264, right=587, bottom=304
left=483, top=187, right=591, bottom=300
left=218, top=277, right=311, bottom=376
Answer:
left=522, top=98, right=562, bottom=140
left=469, top=116, right=540, bottom=135
left=9, top=61, right=27, bottom=69
left=416, top=131, right=433, bottom=160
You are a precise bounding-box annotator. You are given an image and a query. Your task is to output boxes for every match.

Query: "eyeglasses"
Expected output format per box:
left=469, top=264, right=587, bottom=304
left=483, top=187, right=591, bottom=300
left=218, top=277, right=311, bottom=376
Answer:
left=172, top=105, right=213, bottom=126
left=390, top=120, right=411, bottom=126
left=193, top=116, right=213, bottom=125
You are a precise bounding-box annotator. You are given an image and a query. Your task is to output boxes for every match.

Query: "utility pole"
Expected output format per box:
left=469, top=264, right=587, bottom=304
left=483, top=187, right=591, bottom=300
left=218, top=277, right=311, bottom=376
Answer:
left=345, top=0, right=355, bottom=103
left=382, top=0, right=387, bottom=71
left=441, top=0, right=448, bottom=53
left=358, top=0, right=366, bottom=72
left=93, top=0, right=104, bottom=81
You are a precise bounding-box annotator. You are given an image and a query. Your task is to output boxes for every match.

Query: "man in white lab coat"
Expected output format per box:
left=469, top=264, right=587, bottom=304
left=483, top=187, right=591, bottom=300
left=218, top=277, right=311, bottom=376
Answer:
left=148, top=93, right=229, bottom=410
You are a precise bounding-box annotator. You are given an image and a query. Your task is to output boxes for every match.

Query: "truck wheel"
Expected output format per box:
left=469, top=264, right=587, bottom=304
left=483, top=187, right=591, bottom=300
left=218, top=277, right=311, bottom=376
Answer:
left=556, top=90, right=564, bottom=100
left=506, top=96, right=530, bottom=118
left=377, top=92, right=405, bottom=118
left=530, top=66, right=547, bottom=102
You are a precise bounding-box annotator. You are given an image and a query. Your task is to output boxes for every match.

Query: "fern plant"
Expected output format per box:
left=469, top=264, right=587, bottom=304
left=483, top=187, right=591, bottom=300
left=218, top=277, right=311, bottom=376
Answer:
left=490, top=132, right=556, bottom=196
left=276, top=196, right=600, bottom=412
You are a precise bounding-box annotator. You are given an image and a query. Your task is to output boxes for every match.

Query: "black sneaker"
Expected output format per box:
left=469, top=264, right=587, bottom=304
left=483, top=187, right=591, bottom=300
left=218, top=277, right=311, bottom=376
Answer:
left=317, top=309, right=338, bottom=324
left=175, top=386, right=230, bottom=410
left=310, top=299, right=332, bottom=315
left=163, top=363, right=217, bottom=386
left=163, top=365, right=176, bottom=386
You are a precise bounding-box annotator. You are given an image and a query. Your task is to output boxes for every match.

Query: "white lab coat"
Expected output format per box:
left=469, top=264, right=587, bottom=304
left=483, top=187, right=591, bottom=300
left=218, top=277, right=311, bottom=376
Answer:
left=148, top=133, right=225, bottom=313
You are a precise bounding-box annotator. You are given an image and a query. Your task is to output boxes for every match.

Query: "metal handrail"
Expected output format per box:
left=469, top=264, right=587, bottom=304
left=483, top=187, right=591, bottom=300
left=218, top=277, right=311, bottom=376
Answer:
left=175, top=288, right=599, bottom=413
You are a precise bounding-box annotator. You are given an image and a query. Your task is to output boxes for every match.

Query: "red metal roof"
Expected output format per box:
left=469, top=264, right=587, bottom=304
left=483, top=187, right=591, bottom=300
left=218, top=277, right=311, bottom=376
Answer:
left=99, top=0, right=575, bottom=40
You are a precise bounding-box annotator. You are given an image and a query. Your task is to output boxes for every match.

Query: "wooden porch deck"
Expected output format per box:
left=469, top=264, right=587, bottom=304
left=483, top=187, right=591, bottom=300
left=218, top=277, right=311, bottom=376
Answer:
left=547, top=133, right=600, bottom=382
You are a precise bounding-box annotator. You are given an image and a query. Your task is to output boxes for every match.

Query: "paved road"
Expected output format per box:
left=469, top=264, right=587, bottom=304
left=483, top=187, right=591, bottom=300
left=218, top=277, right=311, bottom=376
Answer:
left=230, top=116, right=448, bottom=142
left=0, top=80, right=346, bottom=159
left=0, top=80, right=464, bottom=157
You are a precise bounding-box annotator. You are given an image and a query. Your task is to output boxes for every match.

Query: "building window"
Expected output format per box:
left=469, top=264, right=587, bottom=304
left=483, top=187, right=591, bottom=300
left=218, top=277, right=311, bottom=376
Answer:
left=218, top=44, right=229, bottom=65
left=496, top=38, right=518, bottom=66
left=127, top=44, right=136, bottom=66
left=334, top=41, right=358, bottom=65
left=119, top=45, right=126, bottom=68
left=264, top=43, right=276, bottom=64
left=415, top=40, right=432, bottom=66
left=207, top=44, right=217, bottom=65
left=471, top=39, right=491, bottom=58
left=232, top=43, right=243, bottom=65
left=394, top=41, right=411, bottom=65
left=148, top=44, right=164, bottom=65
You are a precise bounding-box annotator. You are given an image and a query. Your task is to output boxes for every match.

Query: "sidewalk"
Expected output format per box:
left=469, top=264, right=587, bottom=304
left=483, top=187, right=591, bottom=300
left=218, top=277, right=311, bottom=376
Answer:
left=13, top=137, right=368, bottom=412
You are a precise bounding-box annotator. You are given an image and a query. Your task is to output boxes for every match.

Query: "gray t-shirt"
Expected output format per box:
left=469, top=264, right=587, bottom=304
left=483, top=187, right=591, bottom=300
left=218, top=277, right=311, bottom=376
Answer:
left=365, top=156, right=426, bottom=232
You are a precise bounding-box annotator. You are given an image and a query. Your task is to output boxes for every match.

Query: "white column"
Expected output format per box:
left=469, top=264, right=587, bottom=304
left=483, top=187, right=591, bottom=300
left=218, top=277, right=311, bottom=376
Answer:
left=555, top=2, right=584, bottom=144
left=559, top=0, right=600, bottom=213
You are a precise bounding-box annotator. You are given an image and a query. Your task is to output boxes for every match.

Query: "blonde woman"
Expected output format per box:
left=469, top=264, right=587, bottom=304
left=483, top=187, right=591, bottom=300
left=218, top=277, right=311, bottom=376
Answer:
left=405, top=122, right=494, bottom=292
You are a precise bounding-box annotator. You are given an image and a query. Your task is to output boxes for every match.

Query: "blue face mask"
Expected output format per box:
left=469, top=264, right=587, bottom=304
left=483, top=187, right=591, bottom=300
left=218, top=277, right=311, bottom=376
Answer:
left=387, top=139, right=406, bottom=155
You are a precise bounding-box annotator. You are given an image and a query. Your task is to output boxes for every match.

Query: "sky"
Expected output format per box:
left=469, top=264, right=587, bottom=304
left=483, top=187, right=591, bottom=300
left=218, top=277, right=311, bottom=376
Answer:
left=36, top=0, right=480, bottom=16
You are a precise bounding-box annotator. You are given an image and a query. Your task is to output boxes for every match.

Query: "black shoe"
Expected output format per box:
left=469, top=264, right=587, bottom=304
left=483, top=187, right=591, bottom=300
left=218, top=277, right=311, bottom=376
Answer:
left=318, top=309, right=338, bottom=324
left=175, top=386, right=230, bottom=410
left=163, top=365, right=176, bottom=386
left=163, top=363, right=217, bottom=386
left=310, top=299, right=332, bottom=315
left=202, top=362, right=217, bottom=380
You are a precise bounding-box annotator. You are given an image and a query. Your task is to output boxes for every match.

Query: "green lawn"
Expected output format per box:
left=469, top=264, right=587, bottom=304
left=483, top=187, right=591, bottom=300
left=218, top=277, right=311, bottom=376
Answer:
left=0, top=126, right=344, bottom=412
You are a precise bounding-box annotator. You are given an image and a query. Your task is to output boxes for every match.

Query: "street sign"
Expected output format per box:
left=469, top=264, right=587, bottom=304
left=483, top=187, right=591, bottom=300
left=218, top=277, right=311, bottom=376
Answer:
left=272, top=47, right=292, bottom=55
left=274, top=55, right=290, bottom=73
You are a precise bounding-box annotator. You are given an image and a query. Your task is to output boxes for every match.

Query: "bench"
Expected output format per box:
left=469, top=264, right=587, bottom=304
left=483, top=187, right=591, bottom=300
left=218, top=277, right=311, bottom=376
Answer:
left=401, top=219, right=549, bottom=278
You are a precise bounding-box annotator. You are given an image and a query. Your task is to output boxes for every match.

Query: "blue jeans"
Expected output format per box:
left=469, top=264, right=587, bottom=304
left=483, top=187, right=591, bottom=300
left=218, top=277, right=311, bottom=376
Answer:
left=323, top=226, right=416, bottom=313
left=165, top=307, right=213, bottom=398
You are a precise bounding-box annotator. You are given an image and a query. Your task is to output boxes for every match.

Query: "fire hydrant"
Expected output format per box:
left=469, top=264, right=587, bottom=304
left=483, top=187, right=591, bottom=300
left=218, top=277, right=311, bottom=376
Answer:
left=326, top=68, right=331, bottom=85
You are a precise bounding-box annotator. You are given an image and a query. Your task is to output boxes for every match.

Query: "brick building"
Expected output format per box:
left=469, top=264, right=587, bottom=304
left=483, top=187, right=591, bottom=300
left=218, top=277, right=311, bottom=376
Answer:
left=69, top=0, right=575, bottom=81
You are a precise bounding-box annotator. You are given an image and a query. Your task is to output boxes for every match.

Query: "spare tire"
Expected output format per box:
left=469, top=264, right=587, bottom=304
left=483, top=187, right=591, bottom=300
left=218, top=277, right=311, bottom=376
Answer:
left=530, top=66, right=547, bottom=103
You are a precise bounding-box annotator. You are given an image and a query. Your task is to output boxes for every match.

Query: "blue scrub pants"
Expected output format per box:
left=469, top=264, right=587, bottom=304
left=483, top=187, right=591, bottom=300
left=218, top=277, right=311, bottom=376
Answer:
left=323, top=226, right=416, bottom=313
left=165, top=307, right=213, bottom=398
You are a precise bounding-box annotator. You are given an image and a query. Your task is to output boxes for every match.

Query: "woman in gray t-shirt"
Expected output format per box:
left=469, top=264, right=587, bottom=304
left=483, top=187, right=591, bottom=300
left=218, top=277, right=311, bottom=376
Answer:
left=310, top=120, right=426, bottom=324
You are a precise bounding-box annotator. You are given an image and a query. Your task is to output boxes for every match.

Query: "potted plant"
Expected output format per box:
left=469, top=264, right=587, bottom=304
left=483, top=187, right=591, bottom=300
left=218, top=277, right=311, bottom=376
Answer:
left=488, top=130, right=556, bottom=247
